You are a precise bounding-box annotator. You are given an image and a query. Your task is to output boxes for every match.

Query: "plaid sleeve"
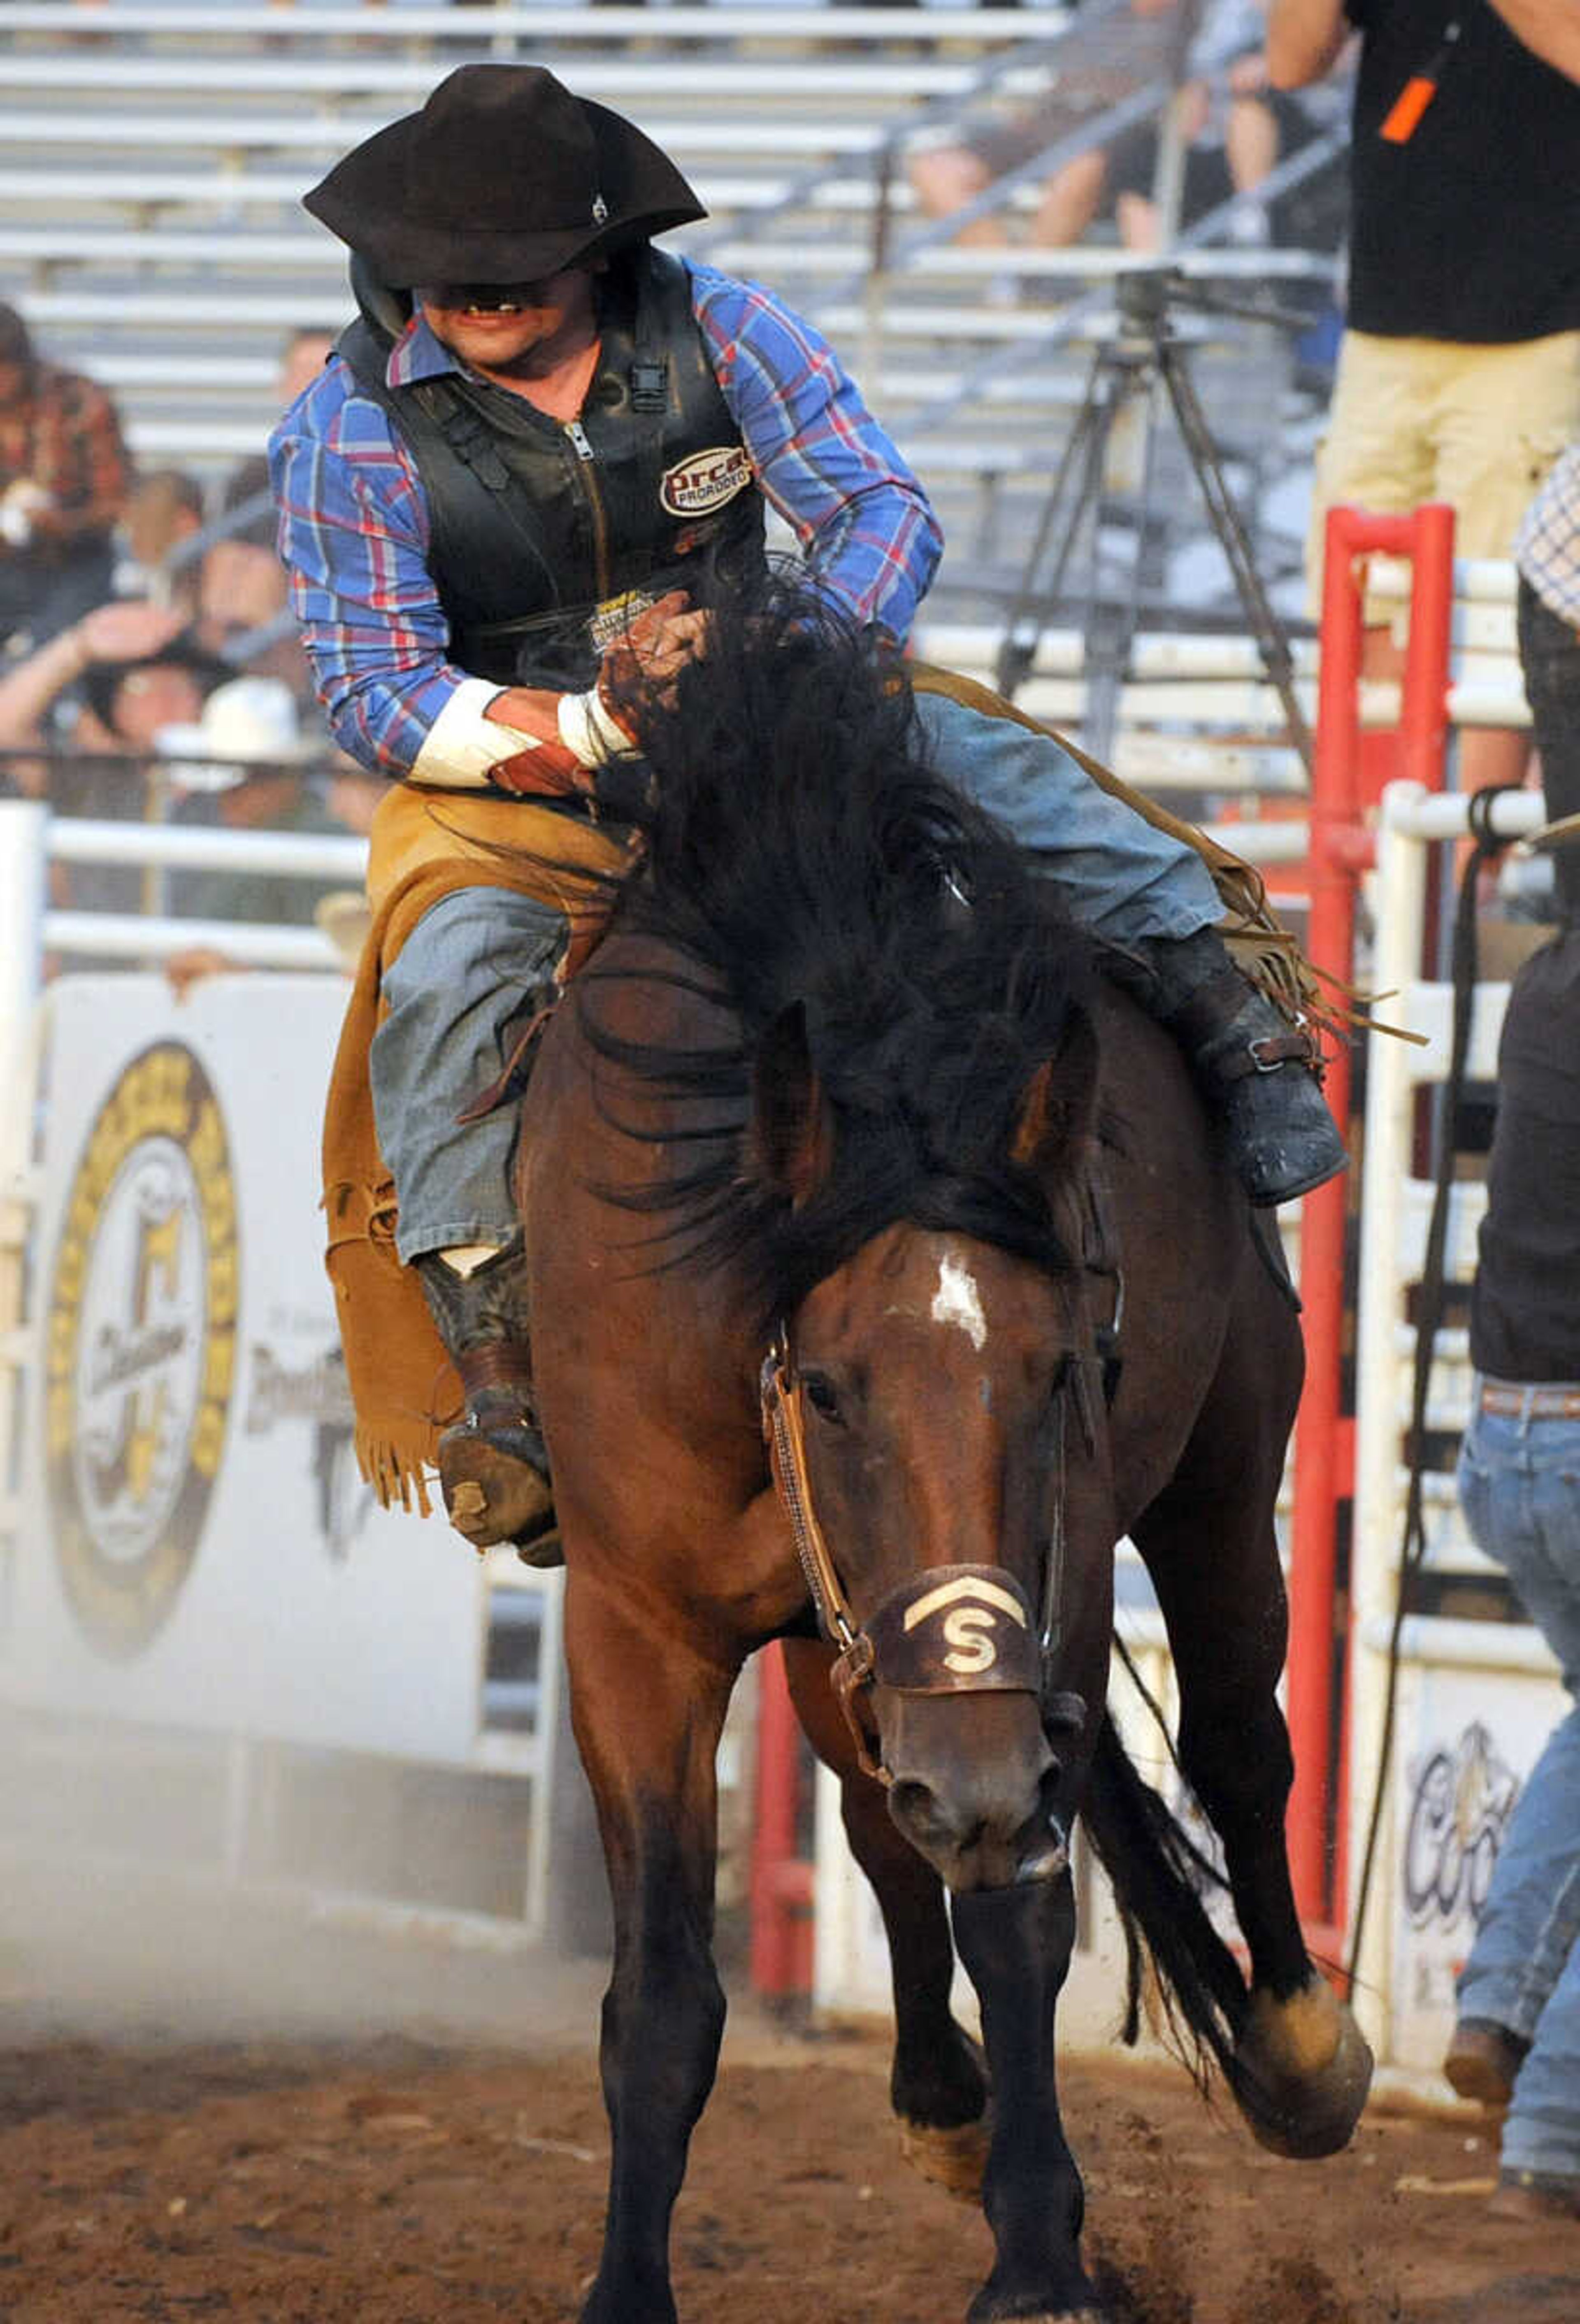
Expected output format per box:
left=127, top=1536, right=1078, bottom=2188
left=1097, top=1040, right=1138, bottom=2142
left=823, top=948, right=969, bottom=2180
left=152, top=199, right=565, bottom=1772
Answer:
left=687, top=262, right=943, bottom=642
left=269, top=363, right=470, bottom=776
left=1516, top=445, right=1580, bottom=630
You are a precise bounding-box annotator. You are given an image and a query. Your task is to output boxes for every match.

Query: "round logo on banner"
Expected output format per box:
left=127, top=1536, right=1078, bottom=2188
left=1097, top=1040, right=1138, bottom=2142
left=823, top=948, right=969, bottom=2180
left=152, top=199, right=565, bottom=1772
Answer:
left=45, top=1041, right=239, bottom=1655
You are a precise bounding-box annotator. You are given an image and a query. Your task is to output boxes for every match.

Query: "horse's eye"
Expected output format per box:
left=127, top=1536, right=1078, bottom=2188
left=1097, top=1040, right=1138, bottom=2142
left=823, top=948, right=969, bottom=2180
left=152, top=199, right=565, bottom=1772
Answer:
left=802, top=1371, right=843, bottom=1424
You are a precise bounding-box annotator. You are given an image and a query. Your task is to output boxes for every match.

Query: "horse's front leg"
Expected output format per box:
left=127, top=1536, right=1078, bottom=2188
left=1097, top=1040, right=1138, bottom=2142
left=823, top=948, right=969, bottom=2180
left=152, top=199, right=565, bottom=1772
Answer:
left=566, top=1579, right=737, bottom=2324
left=950, top=1870, right=1101, bottom=2324
left=782, top=1636, right=992, bottom=2197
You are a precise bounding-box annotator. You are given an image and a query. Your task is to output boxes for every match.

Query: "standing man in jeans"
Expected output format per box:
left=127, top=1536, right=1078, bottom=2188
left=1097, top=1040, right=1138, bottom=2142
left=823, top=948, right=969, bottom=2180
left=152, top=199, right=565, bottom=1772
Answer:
left=1448, top=928, right=1580, bottom=2220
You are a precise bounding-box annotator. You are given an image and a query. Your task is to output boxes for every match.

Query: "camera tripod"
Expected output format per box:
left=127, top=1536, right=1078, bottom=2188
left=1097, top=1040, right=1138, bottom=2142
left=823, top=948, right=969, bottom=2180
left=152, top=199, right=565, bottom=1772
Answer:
left=992, top=266, right=1314, bottom=775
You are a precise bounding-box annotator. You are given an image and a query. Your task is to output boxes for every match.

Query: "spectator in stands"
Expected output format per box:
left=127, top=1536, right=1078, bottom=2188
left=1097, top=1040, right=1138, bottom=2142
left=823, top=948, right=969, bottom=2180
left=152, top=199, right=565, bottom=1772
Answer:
left=1267, top=0, right=1580, bottom=797
left=1445, top=926, right=1580, bottom=2222
left=0, top=597, right=231, bottom=923
left=1515, top=443, right=1580, bottom=924
left=0, top=598, right=229, bottom=809
left=221, top=328, right=337, bottom=548
left=157, top=672, right=380, bottom=926
left=909, top=0, right=1319, bottom=257
left=193, top=529, right=301, bottom=675
left=117, top=467, right=206, bottom=600
left=273, top=62, right=1346, bottom=1554
left=114, top=463, right=310, bottom=704
left=0, top=302, right=134, bottom=657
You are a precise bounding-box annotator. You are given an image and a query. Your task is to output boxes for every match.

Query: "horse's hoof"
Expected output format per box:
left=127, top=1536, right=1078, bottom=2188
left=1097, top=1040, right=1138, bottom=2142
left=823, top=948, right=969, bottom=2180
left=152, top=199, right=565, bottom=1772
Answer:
left=1233, top=1973, right=1374, bottom=2159
left=898, top=2107, right=992, bottom=2202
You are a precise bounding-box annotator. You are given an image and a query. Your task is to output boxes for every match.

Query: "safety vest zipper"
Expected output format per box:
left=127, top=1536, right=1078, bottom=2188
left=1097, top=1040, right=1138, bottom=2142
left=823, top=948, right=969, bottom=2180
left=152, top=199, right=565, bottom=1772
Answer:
left=564, top=418, right=611, bottom=600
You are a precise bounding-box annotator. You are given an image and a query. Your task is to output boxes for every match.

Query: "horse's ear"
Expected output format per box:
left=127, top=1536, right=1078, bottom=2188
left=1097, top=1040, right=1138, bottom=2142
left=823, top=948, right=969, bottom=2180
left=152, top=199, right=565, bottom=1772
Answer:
left=750, top=1000, right=834, bottom=1206
left=1011, top=1009, right=1099, bottom=1183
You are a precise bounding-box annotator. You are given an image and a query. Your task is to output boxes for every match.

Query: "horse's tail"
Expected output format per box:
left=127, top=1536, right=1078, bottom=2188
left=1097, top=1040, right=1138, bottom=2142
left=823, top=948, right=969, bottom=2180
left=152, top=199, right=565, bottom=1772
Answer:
left=1078, top=1711, right=1252, bottom=2099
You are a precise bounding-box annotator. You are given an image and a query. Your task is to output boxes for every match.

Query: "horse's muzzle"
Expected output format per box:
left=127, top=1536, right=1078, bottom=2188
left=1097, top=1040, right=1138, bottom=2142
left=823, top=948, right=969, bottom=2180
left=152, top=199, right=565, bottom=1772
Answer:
left=881, top=1690, right=1069, bottom=1893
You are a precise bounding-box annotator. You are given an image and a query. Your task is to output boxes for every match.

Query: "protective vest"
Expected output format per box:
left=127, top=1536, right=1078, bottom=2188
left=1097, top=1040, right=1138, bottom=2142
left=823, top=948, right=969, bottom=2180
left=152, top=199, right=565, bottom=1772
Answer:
left=336, top=249, right=767, bottom=689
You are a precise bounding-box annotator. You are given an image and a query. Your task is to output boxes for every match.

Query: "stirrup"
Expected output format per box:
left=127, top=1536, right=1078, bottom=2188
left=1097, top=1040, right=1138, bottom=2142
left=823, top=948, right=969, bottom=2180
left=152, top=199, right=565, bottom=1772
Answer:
left=437, top=1396, right=560, bottom=1562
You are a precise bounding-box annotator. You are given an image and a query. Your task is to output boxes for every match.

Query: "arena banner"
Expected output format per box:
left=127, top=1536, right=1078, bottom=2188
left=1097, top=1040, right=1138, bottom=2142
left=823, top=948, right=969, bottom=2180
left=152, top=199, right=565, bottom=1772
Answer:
left=2, top=972, right=492, bottom=1766
left=1385, top=1654, right=1568, bottom=2074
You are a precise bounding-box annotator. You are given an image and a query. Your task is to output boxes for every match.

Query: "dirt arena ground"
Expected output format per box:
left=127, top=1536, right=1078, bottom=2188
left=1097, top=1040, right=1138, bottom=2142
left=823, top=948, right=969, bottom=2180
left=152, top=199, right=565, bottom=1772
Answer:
left=2, top=2006, right=1576, bottom=2324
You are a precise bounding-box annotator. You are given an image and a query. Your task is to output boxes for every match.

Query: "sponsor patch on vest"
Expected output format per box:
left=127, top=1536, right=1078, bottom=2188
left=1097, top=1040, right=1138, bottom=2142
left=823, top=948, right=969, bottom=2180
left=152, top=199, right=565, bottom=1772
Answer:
left=660, top=444, right=752, bottom=517
left=588, top=589, right=662, bottom=654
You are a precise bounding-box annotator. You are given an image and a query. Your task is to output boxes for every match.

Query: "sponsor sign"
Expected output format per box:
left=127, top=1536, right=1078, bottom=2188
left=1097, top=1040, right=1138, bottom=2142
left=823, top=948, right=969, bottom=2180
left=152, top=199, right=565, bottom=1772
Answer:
left=45, top=1041, right=237, bottom=1654
left=1387, top=1658, right=1566, bottom=2069
left=7, top=974, right=492, bottom=1761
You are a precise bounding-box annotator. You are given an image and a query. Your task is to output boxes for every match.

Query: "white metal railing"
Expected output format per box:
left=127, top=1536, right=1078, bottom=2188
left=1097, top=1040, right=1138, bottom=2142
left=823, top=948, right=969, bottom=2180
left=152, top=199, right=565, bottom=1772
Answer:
left=0, top=798, right=363, bottom=975
left=2, top=54, right=1045, bottom=99
left=46, top=818, right=365, bottom=880
left=0, top=5, right=1029, bottom=38
left=1348, top=778, right=1561, bottom=2060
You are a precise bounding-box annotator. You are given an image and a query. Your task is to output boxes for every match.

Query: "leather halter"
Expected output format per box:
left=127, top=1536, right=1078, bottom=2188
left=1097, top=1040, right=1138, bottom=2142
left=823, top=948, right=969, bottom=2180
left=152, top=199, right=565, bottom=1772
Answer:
left=759, top=1254, right=1116, bottom=1787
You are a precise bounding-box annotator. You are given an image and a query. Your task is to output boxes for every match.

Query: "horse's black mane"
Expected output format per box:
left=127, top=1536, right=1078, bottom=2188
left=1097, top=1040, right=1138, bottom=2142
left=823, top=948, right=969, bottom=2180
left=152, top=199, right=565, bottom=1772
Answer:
left=577, top=580, right=1101, bottom=1317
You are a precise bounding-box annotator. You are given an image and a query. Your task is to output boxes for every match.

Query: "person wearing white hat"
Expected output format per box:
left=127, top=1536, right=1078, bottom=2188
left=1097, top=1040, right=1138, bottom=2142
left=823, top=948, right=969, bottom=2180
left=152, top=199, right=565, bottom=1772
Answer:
left=156, top=674, right=318, bottom=790
left=157, top=676, right=379, bottom=930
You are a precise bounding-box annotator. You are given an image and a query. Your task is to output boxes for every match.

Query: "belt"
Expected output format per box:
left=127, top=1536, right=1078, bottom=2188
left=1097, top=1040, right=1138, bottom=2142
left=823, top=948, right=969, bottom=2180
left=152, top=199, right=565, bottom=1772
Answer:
left=1478, top=1382, right=1580, bottom=1421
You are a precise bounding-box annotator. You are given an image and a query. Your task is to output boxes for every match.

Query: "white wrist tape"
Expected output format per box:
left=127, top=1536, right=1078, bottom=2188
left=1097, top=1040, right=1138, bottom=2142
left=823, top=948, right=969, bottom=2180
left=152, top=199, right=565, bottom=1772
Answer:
left=556, top=685, right=633, bottom=770
left=410, top=679, right=539, bottom=790
left=0, top=503, right=33, bottom=549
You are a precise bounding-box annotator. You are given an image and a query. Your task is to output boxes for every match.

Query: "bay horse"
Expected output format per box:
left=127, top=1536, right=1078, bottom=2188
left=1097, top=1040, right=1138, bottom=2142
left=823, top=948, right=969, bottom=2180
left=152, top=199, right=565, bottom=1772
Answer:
left=516, top=589, right=1371, bottom=2324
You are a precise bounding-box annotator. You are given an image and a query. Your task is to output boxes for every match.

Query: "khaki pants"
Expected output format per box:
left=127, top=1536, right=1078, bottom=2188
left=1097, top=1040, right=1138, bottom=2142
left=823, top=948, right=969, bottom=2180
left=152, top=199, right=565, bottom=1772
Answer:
left=1306, top=328, right=1580, bottom=611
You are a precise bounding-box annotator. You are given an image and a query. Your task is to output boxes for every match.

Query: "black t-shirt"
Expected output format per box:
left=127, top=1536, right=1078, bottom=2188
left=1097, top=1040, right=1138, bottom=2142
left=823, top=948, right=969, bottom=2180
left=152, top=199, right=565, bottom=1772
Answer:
left=1470, top=932, right=1580, bottom=1380
left=1345, top=0, right=1580, bottom=341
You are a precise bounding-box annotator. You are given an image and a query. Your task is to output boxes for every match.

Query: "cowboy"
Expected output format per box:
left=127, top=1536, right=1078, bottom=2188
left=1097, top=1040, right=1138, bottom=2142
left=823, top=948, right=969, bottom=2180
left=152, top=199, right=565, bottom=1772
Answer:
left=272, top=63, right=1345, bottom=1559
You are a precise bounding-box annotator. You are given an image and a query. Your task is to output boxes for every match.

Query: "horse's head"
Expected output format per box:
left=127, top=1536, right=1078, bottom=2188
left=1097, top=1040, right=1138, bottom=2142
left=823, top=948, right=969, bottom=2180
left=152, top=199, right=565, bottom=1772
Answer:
left=756, top=1008, right=1113, bottom=1896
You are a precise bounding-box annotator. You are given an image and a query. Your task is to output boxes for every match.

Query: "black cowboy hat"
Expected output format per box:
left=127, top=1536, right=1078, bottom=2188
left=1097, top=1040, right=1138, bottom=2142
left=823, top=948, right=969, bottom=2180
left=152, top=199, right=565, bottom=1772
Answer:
left=302, top=64, right=706, bottom=289
left=81, top=634, right=233, bottom=737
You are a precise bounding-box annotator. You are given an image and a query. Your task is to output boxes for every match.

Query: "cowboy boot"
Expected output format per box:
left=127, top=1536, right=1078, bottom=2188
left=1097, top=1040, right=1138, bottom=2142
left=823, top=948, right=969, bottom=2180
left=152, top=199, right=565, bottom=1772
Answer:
left=1126, top=928, right=1348, bottom=1207
left=412, top=1233, right=562, bottom=1566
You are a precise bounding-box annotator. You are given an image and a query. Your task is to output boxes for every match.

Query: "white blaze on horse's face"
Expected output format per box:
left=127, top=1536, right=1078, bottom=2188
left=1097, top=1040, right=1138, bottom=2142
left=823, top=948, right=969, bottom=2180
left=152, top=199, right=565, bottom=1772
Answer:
left=930, top=1248, right=989, bottom=1353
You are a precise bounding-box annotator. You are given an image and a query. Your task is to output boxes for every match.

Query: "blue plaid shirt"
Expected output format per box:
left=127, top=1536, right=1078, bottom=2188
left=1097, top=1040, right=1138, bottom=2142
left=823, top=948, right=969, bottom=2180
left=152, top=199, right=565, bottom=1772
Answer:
left=269, top=258, right=943, bottom=776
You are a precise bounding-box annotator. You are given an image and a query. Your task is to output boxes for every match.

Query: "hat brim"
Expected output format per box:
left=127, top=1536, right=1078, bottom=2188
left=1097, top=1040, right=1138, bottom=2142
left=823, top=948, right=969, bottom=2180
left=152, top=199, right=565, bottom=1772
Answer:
left=315, top=889, right=373, bottom=971
left=1522, top=810, right=1580, bottom=855
left=304, top=95, right=706, bottom=288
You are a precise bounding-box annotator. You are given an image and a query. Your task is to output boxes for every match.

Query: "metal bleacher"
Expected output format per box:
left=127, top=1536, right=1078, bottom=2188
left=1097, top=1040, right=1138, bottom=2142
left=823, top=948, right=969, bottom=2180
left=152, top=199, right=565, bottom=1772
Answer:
left=1, top=0, right=1351, bottom=816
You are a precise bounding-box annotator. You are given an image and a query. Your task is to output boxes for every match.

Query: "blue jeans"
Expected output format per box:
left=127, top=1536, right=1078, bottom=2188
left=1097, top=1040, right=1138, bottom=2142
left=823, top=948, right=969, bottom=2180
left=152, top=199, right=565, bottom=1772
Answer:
left=369, top=884, right=567, bottom=1262
left=371, top=703, right=1224, bottom=1261
left=915, top=694, right=1224, bottom=944
left=1455, top=1385, right=1580, bottom=2183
